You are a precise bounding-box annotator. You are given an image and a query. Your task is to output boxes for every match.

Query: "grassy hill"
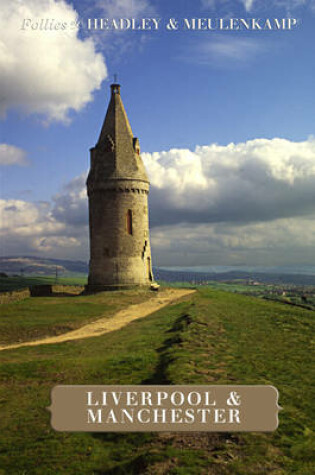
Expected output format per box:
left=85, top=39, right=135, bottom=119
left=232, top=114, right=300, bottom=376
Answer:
left=0, top=288, right=314, bottom=474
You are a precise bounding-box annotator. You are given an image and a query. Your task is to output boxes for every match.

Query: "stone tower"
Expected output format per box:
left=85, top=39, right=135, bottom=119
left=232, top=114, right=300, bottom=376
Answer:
left=86, top=83, right=154, bottom=291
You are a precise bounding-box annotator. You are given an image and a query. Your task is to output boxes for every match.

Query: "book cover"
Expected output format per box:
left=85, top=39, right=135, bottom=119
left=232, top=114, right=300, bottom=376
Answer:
left=0, top=0, right=314, bottom=473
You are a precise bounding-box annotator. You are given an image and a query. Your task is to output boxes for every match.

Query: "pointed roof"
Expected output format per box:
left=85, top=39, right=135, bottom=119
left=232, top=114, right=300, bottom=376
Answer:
left=92, top=83, right=149, bottom=183
left=98, top=84, right=133, bottom=144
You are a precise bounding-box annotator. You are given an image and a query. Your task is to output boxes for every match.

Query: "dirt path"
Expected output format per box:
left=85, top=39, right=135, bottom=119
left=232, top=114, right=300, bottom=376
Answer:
left=0, top=288, right=195, bottom=352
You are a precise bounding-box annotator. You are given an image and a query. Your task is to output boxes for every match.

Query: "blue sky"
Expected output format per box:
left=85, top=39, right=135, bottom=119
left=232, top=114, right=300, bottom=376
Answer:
left=1, top=0, right=315, bottom=266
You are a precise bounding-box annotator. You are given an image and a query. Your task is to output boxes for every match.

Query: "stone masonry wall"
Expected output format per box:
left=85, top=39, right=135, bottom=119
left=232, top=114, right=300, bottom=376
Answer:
left=88, top=181, right=153, bottom=287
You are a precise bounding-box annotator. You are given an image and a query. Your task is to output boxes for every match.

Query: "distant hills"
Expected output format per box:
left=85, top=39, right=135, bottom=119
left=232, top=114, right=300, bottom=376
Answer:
left=1, top=256, right=315, bottom=285
left=0, top=256, right=88, bottom=275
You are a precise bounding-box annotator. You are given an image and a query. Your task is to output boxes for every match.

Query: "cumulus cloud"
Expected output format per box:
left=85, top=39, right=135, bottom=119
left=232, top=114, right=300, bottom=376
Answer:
left=0, top=144, right=28, bottom=166
left=52, top=174, right=88, bottom=226
left=144, top=137, right=315, bottom=226
left=0, top=0, right=107, bottom=122
left=1, top=137, right=315, bottom=265
left=0, top=196, right=88, bottom=259
left=151, top=215, right=315, bottom=266
left=0, top=200, right=47, bottom=230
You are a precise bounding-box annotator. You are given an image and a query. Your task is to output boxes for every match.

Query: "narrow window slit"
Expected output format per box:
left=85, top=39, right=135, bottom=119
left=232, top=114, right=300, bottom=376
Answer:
left=126, top=209, right=133, bottom=235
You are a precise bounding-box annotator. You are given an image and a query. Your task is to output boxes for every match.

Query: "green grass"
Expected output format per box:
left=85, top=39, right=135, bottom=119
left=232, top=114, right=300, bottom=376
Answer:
left=0, top=289, right=152, bottom=345
left=157, top=279, right=272, bottom=293
left=0, top=288, right=314, bottom=474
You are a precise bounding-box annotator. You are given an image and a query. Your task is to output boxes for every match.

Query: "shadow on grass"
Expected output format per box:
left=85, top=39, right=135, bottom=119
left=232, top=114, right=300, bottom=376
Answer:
left=90, top=311, right=205, bottom=474
left=92, top=432, right=156, bottom=474
left=49, top=292, right=84, bottom=297
left=142, top=313, right=193, bottom=385
left=93, top=454, right=149, bottom=475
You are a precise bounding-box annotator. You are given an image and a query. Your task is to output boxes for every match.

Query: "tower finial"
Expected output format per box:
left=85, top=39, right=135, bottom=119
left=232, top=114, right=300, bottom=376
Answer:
left=111, top=74, right=120, bottom=94
left=110, top=81, right=120, bottom=95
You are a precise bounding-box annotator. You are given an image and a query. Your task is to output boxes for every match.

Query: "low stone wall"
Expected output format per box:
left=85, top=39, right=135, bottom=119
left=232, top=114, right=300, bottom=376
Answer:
left=51, top=285, right=85, bottom=295
left=30, top=285, right=84, bottom=296
left=0, top=288, right=31, bottom=304
left=0, top=285, right=85, bottom=303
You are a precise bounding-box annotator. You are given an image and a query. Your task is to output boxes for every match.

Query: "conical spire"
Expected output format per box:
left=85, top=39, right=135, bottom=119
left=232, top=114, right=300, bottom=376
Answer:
left=91, top=83, right=149, bottom=183
left=98, top=84, right=133, bottom=144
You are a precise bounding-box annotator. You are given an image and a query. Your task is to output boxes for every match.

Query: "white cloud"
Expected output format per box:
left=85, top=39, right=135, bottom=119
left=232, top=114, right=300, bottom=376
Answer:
left=145, top=148, right=209, bottom=192
left=151, top=215, right=315, bottom=266
left=205, top=37, right=263, bottom=62
left=200, top=0, right=252, bottom=12
left=0, top=197, right=87, bottom=259
left=0, top=199, right=44, bottom=229
left=33, top=236, right=81, bottom=251
left=1, top=137, right=315, bottom=265
left=0, top=144, right=28, bottom=166
left=0, top=0, right=107, bottom=122
left=241, top=0, right=255, bottom=10
left=0, top=199, right=65, bottom=238
left=52, top=173, right=88, bottom=226
left=143, top=137, right=315, bottom=226
left=181, top=36, right=266, bottom=67
left=201, top=0, right=314, bottom=14
left=242, top=0, right=314, bottom=14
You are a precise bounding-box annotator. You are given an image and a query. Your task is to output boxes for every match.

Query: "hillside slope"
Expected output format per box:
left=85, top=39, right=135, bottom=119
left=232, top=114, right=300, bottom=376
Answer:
left=0, top=288, right=314, bottom=473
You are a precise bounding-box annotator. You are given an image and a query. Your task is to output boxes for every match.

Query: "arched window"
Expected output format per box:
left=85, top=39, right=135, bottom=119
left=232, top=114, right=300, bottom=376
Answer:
left=126, top=209, right=133, bottom=235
